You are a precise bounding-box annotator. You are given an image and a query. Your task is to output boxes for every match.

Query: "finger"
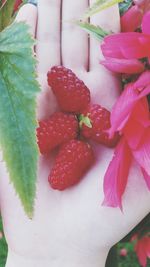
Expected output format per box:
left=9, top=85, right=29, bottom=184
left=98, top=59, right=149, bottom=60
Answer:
left=15, top=3, right=37, bottom=36
left=36, top=0, right=61, bottom=74
left=89, top=2, right=120, bottom=71
left=62, top=0, right=89, bottom=71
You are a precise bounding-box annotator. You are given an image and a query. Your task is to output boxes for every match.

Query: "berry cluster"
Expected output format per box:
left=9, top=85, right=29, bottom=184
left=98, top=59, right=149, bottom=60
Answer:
left=37, top=66, right=119, bottom=190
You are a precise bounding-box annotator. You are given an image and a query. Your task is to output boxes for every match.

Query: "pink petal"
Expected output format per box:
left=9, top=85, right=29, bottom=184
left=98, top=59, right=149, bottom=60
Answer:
left=123, top=119, right=146, bottom=149
left=101, top=33, right=143, bottom=59
left=131, top=98, right=150, bottom=127
left=100, top=58, right=144, bottom=74
left=121, top=5, right=143, bottom=32
left=141, top=168, right=150, bottom=189
left=121, top=37, right=150, bottom=59
left=104, top=32, right=145, bottom=44
left=101, top=43, right=124, bottom=59
left=109, top=83, right=150, bottom=137
left=102, top=138, right=132, bottom=209
left=132, top=128, right=150, bottom=175
left=102, top=33, right=150, bottom=59
left=109, top=83, right=138, bottom=137
left=137, top=84, right=150, bottom=97
left=134, top=0, right=144, bottom=5
left=133, top=71, right=150, bottom=89
left=134, top=0, right=150, bottom=13
left=123, top=98, right=150, bottom=149
left=142, top=11, right=150, bottom=34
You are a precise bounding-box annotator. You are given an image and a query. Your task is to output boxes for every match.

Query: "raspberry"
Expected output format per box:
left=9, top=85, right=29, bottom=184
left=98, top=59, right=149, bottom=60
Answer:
left=49, top=140, right=94, bottom=190
left=80, top=104, right=120, bottom=148
left=37, top=112, right=78, bottom=154
left=47, top=66, right=91, bottom=113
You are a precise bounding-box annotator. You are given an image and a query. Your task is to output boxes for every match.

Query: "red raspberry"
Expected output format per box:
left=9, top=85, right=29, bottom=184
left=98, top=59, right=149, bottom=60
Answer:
left=37, top=112, right=78, bottom=154
left=80, top=104, right=120, bottom=148
left=47, top=66, right=91, bottom=113
left=49, top=140, right=94, bottom=190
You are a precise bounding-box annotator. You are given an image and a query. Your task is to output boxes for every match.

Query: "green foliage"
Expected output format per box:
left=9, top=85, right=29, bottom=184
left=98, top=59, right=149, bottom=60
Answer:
left=119, top=0, right=133, bottom=16
left=0, top=0, right=28, bottom=31
left=0, top=22, right=40, bottom=218
left=0, top=217, right=7, bottom=267
left=106, top=246, right=118, bottom=267
left=77, top=21, right=109, bottom=41
left=121, top=213, right=150, bottom=242
left=118, top=242, right=150, bottom=267
left=22, top=0, right=28, bottom=4
left=82, top=0, right=124, bottom=19
left=79, top=114, right=92, bottom=128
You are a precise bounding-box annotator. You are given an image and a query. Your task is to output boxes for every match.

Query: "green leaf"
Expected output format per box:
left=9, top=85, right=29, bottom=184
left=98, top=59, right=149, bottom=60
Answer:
left=22, top=0, right=28, bottom=4
left=82, top=0, right=124, bottom=19
left=0, top=0, right=15, bottom=31
left=79, top=114, right=92, bottom=128
left=0, top=22, right=40, bottom=218
left=77, top=21, right=109, bottom=41
left=119, top=0, right=132, bottom=16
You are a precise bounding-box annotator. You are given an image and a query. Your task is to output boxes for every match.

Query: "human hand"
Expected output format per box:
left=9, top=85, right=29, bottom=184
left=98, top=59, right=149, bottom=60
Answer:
left=0, top=1, right=150, bottom=267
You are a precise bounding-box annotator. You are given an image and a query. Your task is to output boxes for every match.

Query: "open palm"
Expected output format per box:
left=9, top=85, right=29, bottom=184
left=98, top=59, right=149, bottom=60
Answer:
left=0, top=1, right=150, bottom=267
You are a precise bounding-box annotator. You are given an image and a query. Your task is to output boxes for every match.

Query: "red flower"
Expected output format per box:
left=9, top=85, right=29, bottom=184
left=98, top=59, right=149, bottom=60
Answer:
left=14, top=0, right=22, bottom=12
left=135, top=235, right=150, bottom=267
left=1, top=0, right=22, bottom=11
left=120, top=248, right=128, bottom=257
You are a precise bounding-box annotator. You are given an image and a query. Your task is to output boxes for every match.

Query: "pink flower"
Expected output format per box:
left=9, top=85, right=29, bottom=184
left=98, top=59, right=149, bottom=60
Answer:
left=142, top=168, right=150, bottom=190
left=101, top=32, right=150, bottom=59
left=120, top=248, right=128, bottom=257
left=102, top=138, right=132, bottom=209
left=142, top=11, right=150, bottom=34
left=121, top=5, right=143, bottom=32
left=108, top=71, right=150, bottom=137
left=101, top=58, right=144, bottom=74
left=103, top=72, right=150, bottom=208
left=101, top=12, right=150, bottom=74
left=134, top=0, right=150, bottom=13
left=135, top=235, right=150, bottom=267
